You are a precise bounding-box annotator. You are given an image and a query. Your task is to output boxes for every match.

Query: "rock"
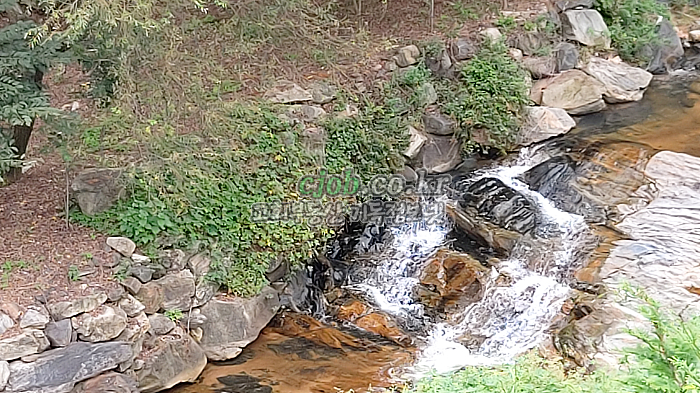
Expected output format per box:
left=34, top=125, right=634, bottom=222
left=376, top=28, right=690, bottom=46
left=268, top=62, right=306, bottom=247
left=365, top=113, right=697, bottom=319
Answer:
left=48, top=293, right=108, bottom=321
left=148, top=314, right=176, bottom=336
left=135, top=283, right=164, bottom=315
left=129, top=265, right=153, bottom=283
left=481, top=28, right=503, bottom=42
left=71, top=306, right=128, bottom=342
left=72, top=372, right=138, bottom=393
left=336, top=103, right=359, bottom=119
left=301, top=126, right=326, bottom=164
left=44, top=320, right=72, bottom=348
left=71, top=169, right=123, bottom=216
left=394, top=45, right=420, bottom=67
left=416, top=135, right=462, bottom=174
left=518, top=106, right=576, bottom=146
left=561, top=10, right=611, bottom=48
left=405, top=126, right=428, bottom=159
left=451, top=38, right=478, bottom=61
left=182, top=310, right=207, bottom=330
left=416, top=82, right=438, bottom=106
left=641, top=19, right=684, bottom=74
left=135, top=327, right=207, bottom=393
left=192, top=280, right=219, bottom=308
left=187, top=253, right=211, bottom=278
left=522, top=56, right=557, bottom=79
left=152, top=270, right=196, bottom=312
left=354, top=313, right=410, bottom=345
left=263, top=81, right=312, bottom=103
left=115, top=313, right=151, bottom=372
left=19, top=306, right=50, bottom=330
left=107, top=286, right=126, bottom=302
left=401, top=166, right=418, bottom=183
left=690, top=30, right=700, bottom=42
left=131, top=254, right=150, bottom=264
left=423, top=113, right=455, bottom=136
left=118, top=295, right=146, bottom=318
left=583, top=57, right=653, bottom=103
left=5, top=342, right=132, bottom=393
left=199, top=287, right=280, bottom=361
left=310, top=81, right=336, bottom=104
left=0, top=330, right=50, bottom=361
left=556, top=42, right=579, bottom=71
left=418, top=250, right=489, bottom=312
left=299, top=105, right=327, bottom=122
left=121, top=277, right=142, bottom=296
left=531, top=70, right=606, bottom=115
left=0, top=313, right=14, bottom=336
left=1, top=303, right=21, bottom=322
left=159, top=249, right=187, bottom=272
left=509, top=48, right=524, bottom=61
left=425, top=50, right=453, bottom=77
left=555, top=0, right=593, bottom=11
left=514, top=32, right=551, bottom=56
left=0, top=360, right=8, bottom=390
left=106, top=237, right=136, bottom=258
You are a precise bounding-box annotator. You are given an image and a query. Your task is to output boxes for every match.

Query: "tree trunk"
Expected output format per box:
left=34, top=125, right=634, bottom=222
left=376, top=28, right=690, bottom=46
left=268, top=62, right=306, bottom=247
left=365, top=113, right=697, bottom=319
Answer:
left=4, top=70, right=44, bottom=184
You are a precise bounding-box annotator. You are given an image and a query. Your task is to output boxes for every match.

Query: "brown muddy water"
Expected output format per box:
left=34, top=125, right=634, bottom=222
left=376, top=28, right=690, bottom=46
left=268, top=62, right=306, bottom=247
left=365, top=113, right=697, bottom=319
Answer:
left=169, top=76, right=700, bottom=393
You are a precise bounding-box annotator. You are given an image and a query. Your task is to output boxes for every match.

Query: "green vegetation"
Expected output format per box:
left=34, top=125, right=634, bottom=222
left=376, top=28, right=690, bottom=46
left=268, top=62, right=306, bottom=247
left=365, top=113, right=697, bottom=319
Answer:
left=410, top=290, right=700, bottom=393
left=595, top=0, right=671, bottom=64
left=0, top=260, right=29, bottom=288
left=68, top=265, right=81, bottom=282
left=164, top=308, right=184, bottom=322
left=439, top=40, right=530, bottom=153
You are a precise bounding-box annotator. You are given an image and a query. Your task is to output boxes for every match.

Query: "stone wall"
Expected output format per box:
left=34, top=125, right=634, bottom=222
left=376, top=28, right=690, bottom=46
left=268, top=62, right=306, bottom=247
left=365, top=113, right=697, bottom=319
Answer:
left=0, top=237, right=280, bottom=393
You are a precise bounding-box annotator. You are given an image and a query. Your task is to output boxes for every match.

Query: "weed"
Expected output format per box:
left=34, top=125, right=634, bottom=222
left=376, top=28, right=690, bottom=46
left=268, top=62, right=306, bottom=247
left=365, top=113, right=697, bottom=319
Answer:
left=68, top=265, right=81, bottom=281
left=164, top=308, right=184, bottom=321
left=496, top=15, right=517, bottom=32
left=82, top=252, right=93, bottom=260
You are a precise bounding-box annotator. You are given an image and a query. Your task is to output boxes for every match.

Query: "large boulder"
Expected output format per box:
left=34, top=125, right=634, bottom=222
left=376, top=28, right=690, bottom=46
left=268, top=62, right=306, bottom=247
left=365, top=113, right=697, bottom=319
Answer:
left=72, top=306, right=128, bottom=343
left=644, top=19, right=684, bottom=74
left=561, top=10, right=611, bottom=48
left=198, top=287, right=280, bottom=361
left=48, top=293, right=108, bottom=320
left=4, top=342, right=132, bottom=393
left=0, top=330, right=50, bottom=361
left=151, top=270, right=196, bottom=312
left=135, top=327, right=207, bottom=393
left=417, top=250, right=489, bottom=312
left=517, top=106, right=576, bottom=146
left=530, top=70, right=606, bottom=115
left=583, top=57, right=653, bottom=103
left=415, top=135, right=462, bottom=174
left=71, top=169, right=124, bottom=216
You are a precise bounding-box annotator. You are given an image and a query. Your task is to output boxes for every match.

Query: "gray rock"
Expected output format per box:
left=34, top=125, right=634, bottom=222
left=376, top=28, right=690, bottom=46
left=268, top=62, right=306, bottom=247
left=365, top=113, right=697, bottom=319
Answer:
left=187, top=253, right=211, bottom=278
left=107, top=286, right=126, bottom=302
left=416, top=135, right=462, bottom=174
left=5, top=342, right=132, bottom=393
left=106, top=237, right=136, bottom=258
left=561, top=10, right=611, bottom=48
left=129, top=265, right=153, bottom=283
left=152, top=270, right=196, bottom=312
left=394, top=45, right=420, bottom=67
left=530, top=69, right=606, bottom=115
left=451, top=38, right=478, bottom=60
left=148, top=314, right=176, bottom=336
left=416, top=82, right=438, bottom=106
left=301, top=126, right=326, bottom=164
left=159, top=249, right=187, bottom=272
left=555, top=0, right=593, bottom=11
left=19, top=307, right=49, bottom=330
left=298, top=105, right=327, bottom=122
left=690, top=30, right=700, bottom=42
left=136, top=327, right=207, bottom=392
left=263, top=81, right=312, bottom=103
left=310, top=81, right=337, bottom=104
left=135, top=283, right=164, bottom=315
left=556, top=42, right=579, bottom=71
left=47, top=293, right=108, bottom=320
left=0, top=360, right=8, bottom=391
left=130, top=254, right=150, bottom=264
left=72, top=372, right=139, bottom=393
left=118, top=295, right=146, bottom=318
left=0, top=330, right=50, bottom=361
left=642, top=19, right=684, bottom=74
left=44, top=320, right=72, bottom=348
left=72, top=306, right=127, bottom=342
left=481, top=28, right=503, bottom=42
left=115, top=312, right=150, bottom=372
left=425, top=49, right=453, bottom=77
left=70, top=169, right=123, bottom=216
left=405, top=126, right=428, bottom=159
left=517, top=106, right=577, bottom=146
left=423, top=113, right=455, bottom=136
left=192, top=280, right=220, bottom=308
left=522, top=56, right=557, bottom=79
left=0, top=313, right=15, bottom=335
left=583, top=57, right=653, bottom=103
left=199, top=287, right=280, bottom=361
left=401, top=166, right=418, bottom=182
left=514, top=32, right=551, bottom=56
left=121, top=277, right=142, bottom=296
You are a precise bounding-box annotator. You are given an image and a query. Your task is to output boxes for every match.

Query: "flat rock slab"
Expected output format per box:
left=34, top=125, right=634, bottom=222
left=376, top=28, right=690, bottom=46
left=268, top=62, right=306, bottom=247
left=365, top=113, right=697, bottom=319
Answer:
left=199, top=287, right=280, bottom=361
left=263, top=81, right=312, bottom=104
left=0, top=330, right=50, bottom=361
left=48, top=293, right=108, bottom=320
left=583, top=57, right=653, bottom=103
left=5, top=342, right=132, bottom=393
left=518, top=106, right=576, bottom=146
left=531, top=69, right=605, bottom=115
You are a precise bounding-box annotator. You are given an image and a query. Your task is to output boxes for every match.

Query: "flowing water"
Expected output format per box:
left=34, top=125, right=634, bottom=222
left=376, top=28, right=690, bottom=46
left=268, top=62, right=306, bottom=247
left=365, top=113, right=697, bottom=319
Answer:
left=171, top=76, right=700, bottom=393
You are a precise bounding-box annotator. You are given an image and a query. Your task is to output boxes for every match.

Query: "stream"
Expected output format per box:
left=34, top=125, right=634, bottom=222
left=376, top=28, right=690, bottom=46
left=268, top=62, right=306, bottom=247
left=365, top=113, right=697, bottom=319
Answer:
left=170, top=75, right=700, bottom=393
